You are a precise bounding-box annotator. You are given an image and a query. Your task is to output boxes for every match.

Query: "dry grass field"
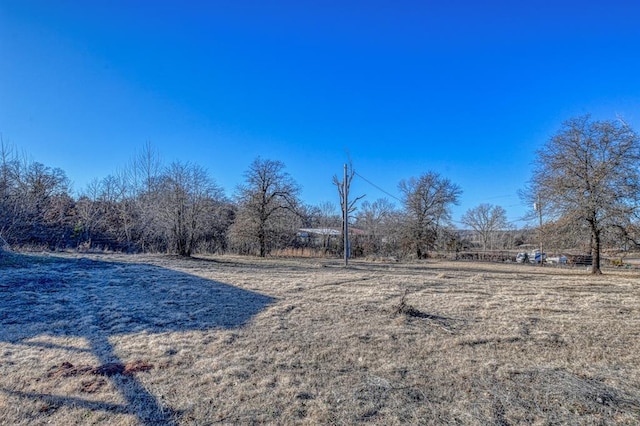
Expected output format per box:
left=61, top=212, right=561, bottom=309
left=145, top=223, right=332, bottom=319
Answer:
left=1, top=252, right=639, bottom=425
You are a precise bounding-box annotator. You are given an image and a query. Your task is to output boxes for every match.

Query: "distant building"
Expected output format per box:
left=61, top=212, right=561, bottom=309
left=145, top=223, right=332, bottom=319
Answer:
left=297, top=228, right=341, bottom=245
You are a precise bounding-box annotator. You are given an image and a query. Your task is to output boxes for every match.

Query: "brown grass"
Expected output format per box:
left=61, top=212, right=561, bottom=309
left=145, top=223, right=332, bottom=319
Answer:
left=1, top=252, right=639, bottom=424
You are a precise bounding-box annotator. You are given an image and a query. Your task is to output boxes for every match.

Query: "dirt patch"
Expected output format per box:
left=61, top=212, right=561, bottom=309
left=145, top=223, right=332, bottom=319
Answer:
left=47, top=362, right=93, bottom=378
left=47, top=360, right=153, bottom=378
left=80, top=378, right=107, bottom=393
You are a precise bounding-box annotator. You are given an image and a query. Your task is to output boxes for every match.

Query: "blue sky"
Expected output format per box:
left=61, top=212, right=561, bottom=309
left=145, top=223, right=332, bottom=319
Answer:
left=2, top=1, right=640, bottom=227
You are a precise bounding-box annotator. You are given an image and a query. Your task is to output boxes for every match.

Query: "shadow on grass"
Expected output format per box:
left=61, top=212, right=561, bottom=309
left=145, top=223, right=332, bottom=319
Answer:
left=0, top=253, right=275, bottom=425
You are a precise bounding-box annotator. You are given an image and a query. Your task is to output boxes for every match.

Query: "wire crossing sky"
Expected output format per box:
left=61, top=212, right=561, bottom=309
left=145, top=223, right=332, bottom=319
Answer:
left=2, top=1, right=640, bottom=227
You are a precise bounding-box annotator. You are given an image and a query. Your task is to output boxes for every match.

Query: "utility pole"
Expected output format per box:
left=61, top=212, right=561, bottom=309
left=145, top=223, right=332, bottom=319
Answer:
left=534, top=195, right=543, bottom=267
left=343, top=163, right=349, bottom=267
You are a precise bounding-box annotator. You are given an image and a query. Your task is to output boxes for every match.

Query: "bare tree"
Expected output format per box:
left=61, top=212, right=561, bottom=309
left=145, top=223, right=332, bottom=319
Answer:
left=233, top=158, right=301, bottom=257
left=355, top=198, right=396, bottom=255
left=0, top=138, right=21, bottom=242
left=357, top=198, right=395, bottom=233
left=609, top=215, right=640, bottom=253
left=130, top=141, right=162, bottom=195
left=75, top=179, right=104, bottom=246
left=15, top=161, right=71, bottom=247
left=312, top=201, right=341, bottom=229
left=525, top=115, right=640, bottom=274
left=1, top=139, right=238, bottom=254
left=127, top=142, right=164, bottom=250
left=398, top=172, right=461, bottom=259
left=111, top=169, right=137, bottom=248
left=461, top=203, right=508, bottom=251
left=156, top=161, right=225, bottom=257
left=1, top=139, right=75, bottom=248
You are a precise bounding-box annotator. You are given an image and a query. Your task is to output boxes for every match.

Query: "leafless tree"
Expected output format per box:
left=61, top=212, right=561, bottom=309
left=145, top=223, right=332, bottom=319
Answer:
left=232, top=158, right=301, bottom=257
left=0, top=139, right=240, bottom=254
left=0, top=138, right=75, bottom=248
left=111, top=169, right=137, bottom=248
left=12, top=161, right=71, bottom=247
left=126, top=142, right=164, bottom=251
left=398, top=172, right=461, bottom=259
left=608, top=216, right=640, bottom=254
left=311, top=201, right=341, bottom=228
left=461, top=203, right=508, bottom=251
left=357, top=198, right=395, bottom=234
left=525, top=115, right=640, bottom=274
left=98, top=173, right=135, bottom=249
left=130, top=141, right=162, bottom=195
left=155, top=161, right=225, bottom=257
left=0, top=139, right=21, bottom=242
left=355, top=198, right=396, bottom=255
left=75, top=171, right=137, bottom=250
left=75, top=179, right=104, bottom=246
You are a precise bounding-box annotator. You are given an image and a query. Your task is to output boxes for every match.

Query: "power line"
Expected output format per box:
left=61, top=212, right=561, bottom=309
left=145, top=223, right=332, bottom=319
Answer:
left=484, top=194, right=519, bottom=200
left=355, top=171, right=464, bottom=226
left=353, top=171, right=403, bottom=203
left=353, top=170, right=531, bottom=227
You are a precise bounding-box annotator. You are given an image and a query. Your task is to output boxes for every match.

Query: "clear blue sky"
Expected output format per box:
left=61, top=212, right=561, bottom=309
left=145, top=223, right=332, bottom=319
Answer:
left=2, top=1, right=640, bottom=227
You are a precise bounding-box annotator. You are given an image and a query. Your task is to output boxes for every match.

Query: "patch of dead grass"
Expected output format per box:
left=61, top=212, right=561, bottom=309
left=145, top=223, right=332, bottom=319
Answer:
left=1, top=253, right=639, bottom=424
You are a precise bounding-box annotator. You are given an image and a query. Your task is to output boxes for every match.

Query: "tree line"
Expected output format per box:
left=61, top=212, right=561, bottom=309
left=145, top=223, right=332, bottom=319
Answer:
left=0, top=140, right=471, bottom=258
left=2, top=115, right=639, bottom=270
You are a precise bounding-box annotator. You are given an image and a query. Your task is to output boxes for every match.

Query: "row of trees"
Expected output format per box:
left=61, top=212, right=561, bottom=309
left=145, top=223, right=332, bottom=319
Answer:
left=2, top=114, right=639, bottom=270
left=320, top=115, right=640, bottom=273
left=0, top=139, right=478, bottom=258
left=0, top=142, right=302, bottom=257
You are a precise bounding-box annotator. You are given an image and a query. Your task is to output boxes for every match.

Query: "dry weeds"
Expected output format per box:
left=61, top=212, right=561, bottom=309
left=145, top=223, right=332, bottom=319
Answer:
left=1, top=252, right=639, bottom=424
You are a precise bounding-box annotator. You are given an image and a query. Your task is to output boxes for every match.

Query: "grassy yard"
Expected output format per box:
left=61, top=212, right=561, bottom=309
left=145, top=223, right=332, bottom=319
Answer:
left=1, top=252, right=639, bottom=424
